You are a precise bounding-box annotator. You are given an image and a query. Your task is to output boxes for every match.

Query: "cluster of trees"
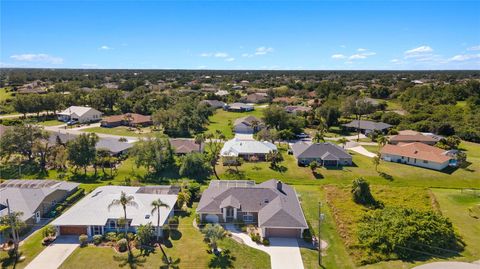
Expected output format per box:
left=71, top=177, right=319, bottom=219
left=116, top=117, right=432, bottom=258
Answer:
left=262, top=105, right=305, bottom=138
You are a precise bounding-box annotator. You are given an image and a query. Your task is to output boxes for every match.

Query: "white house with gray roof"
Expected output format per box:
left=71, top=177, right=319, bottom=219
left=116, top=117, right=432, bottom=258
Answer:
left=291, top=142, right=352, bottom=166
left=57, top=106, right=102, bottom=123
left=220, top=138, right=277, bottom=162
left=51, top=185, right=178, bottom=237
left=233, top=116, right=264, bottom=134
left=197, top=180, right=308, bottom=238
left=342, top=120, right=392, bottom=135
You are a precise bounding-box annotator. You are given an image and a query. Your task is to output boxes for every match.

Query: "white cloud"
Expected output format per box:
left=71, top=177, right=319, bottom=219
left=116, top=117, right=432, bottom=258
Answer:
left=331, top=54, right=346, bottom=59
left=448, top=54, right=480, bottom=62
left=200, top=52, right=212, bottom=57
left=196, top=65, right=207, bottom=69
left=390, top=59, right=400, bottom=63
left=348, top=51, right=376, bottom=60
left=404, top=46, right=433, bottom=58
left=357, top=48, right=367, bottom=52
left=255, top=47, right=274, bottom=55
left=200, top=52, right=229, bottom=58
left=225, top=57, right=235, bottom=62
left=340, top=45, right=346, bottom=48
left=467, top=45, right=480, bottom=51
left=99, top=45, right=112, bottom=50
left=10, top=53, right=63, bottom=64
left=242, top=53, right=253, bottom=58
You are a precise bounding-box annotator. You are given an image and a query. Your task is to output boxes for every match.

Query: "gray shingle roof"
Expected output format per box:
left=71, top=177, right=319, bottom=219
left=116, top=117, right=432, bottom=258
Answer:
left=342, top=120, right=392, bottom=131
left=197, top=179, right=308, bottom=229
left=291, top=142, right=351, bottom=160
left=234, top=116, right=263, bottom=127
left=48, top=132, right=133, bottom=154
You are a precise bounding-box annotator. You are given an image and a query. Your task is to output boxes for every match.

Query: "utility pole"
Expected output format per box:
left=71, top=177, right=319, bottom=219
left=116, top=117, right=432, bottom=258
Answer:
left=318, top=201, right=322, bottom=267
left=6, top=199, right=19, bottom=262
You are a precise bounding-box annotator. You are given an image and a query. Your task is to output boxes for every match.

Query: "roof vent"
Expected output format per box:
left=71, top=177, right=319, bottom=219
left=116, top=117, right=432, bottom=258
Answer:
left=264, top=199, right=269, bottom=204
left=276, top=180, right=282, bottom=192
left=145, top=214, right=150, bottom=219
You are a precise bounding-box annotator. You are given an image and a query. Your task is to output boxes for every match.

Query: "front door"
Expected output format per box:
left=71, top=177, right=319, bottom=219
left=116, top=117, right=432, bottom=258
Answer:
left=226, top=207, right=234, bottom=221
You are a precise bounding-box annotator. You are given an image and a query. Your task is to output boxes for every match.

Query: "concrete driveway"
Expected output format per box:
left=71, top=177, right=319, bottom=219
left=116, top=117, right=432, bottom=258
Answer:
left=227, top=226, right=304, bottom=269
left=25, top=236, right=79, bottom=269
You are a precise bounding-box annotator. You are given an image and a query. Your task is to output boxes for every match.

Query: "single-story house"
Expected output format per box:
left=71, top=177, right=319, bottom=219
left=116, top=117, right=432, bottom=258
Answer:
left=284, top=106, right=312, bottom=114
left=197, top=179, right=308, bottom=238
left=220, top=138, right=277, bottom=162
left=214, top=90, right=229, bottom=97
left=224, top=103, right=254, bottom=112
left=49, top=132, right=134, bottom=156
left=200, top=100, right=227, bottom=109
left=389, top=133, right=438, bottom=146
left=101, top=113, right=152, bottom=128
left=51, top=185, right=178, bottom=237
left=291, top=142, right=352, bottom=166
left=169, top=138, right=203, bottom=154
left=342, top=120, right=392, bottom=135
left=233, top=116, right=264, bottom=134
left=243, top=93, right=269, bottom=104
left=57, top=106, right=103, bottom=123
left=380, top=142, right=455, bottom=171
left=0, top=180, right=79, bottom=225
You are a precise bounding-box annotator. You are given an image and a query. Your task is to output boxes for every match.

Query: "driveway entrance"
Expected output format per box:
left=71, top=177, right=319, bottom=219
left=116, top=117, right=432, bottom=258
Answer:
left=25, top=236, right=79, bottom=269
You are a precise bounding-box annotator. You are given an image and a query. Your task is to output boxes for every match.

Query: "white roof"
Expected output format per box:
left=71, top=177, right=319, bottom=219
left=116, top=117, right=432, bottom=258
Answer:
left=51, top=186, right=177, bottom=227
left=220, top=138, right=277, bottom=156
left=58, top=106, right=100, bottom=117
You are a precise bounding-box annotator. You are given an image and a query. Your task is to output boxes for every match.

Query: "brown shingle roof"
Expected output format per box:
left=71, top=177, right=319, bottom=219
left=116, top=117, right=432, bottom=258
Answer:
left=390, top=134, right=438, bottom=143
left=102, top=113, right=151, bottom=125
left=381, top=142, right=451, bottom=163
left=169, top=138, right=202, bottom=154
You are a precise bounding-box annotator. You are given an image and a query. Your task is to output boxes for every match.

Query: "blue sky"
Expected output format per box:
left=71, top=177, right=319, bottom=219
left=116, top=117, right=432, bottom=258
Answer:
left=1, top=1, right=479, bottom=70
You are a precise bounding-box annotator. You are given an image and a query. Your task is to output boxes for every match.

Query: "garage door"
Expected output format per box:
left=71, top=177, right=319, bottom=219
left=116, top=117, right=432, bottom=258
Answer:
left=60, top=226, right=88, bottom=235
left=205, top=214, right=219, bottom=223
left=265, top=228, right=300, bottom=238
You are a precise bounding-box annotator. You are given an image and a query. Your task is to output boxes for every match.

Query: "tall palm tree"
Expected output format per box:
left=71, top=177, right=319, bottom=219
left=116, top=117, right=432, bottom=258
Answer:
left=313, top=131, right=325, bottom=143
left=151, top=199, right=170, bottom=261
left=338, top=137, right=349, bottom=148
left=377, top=135, right=389, bottom=149
left=108, top=191, right=138, bottom=256
left=194, top=133, right=205, bottom=152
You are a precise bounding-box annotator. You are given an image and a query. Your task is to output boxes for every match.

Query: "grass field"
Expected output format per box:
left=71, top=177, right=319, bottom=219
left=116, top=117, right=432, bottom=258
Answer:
left=59, top=205, right=270, bottom=269
left=36, top=119, right=65, bottom=126
left=0, top=87, right=13, bottom=102
left=82, top=126, right=153, bottom=138
left=206, top=107, right=265, bottom=138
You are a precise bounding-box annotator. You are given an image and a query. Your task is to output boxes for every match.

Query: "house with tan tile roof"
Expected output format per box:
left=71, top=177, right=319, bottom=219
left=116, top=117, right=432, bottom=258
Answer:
left=380, top=142, right=455, bottom=171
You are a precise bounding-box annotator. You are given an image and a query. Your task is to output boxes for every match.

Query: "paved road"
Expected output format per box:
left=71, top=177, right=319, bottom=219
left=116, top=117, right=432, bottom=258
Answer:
left=413, top=261, right=480, bottom=269
left=25, top=236, right=78, bottom=269
left=43, top=124, right=139, bottom=142
left=227, top=225, right=304, bottom=269
left=0, top=111, right=49, bottom=119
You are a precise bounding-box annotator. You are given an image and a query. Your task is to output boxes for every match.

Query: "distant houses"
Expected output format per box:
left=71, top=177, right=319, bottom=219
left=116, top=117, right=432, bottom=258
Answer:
left=242, top=92, right=269, bottom=104
left=389, top=133, right=439, bottom=145
left=342, top=120, right=392, bottom=135
left=214, top=90, right=229, bottom=97
left=101, top=113, right=152, bottom=128
left=233, top=116, right=264, bottom=134
left=169, top=138, right=203, bottom=154
left=220, top=138, right=277, bottom=163
left=224, top=103, right=254, bottom=112
left=0, top=180, right=79, bottom=226
left=380, top=142, right=455, bottom=171
left=58, top=106, right=103, bottom=123
left=51, top=185, right=178, bottom=236
left=291, top=142, right=352, bottom=167
left=200, top=100, right=227, bottom=109
left=49, top=132, right=133, bottom=156
left=197, top=179, right=308, bottom=238
left=284, top=105, right=312, bottom=114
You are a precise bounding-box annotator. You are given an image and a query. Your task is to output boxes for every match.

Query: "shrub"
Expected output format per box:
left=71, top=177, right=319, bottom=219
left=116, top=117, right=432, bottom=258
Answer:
left=168, top=216, right=179, bottom=229
left=93, top=235, right=103, bottom=245
left=106, top=232, right=117, bottom=242
left=351, top=178, right=378, bottom=207
left=79, top=234, right=88, bottom=247
left=240, top=226, right=247, bottom=233
left=262, top=238, right=270, bottom=246
left=250, top=233, right=261, bottom=243
left=302, top=229, right=312, bottom=243
left=43, top=225, right=57, bottom=238
left=358, top=207, right=463, bottom=261
left=162, top=224, right=170, bottom=240
left=117, top=238, right=128, bottom=252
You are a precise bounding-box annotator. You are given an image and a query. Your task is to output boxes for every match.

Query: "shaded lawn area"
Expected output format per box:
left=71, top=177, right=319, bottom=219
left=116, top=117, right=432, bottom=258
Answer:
left=59, top=205, right=270, bottom=269
left=323, top=185, right=434, bottom=266
left=217, top=141, right=480, bottom=189
left=82, top=126, right=152, bottom=138
left=0, top=226, right=48, bottom=269
left=206, top=107, right=265, bottom=138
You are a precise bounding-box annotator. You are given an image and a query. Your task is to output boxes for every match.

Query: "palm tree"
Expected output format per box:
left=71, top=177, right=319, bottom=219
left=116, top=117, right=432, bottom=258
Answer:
left=176, top=188, right=191, bottom=209
left=338, top=137, right=349, bottom=148
left=313, top=131, right=325, bottom=143
left=202, top=224, right=226, bottom=254
left=194, top=133, right=205, bottom=152
left=151, top=199, right=170, bottom=242
left=372, top=155, right=380, bottom=172
left=108, top=191, right=138, bottom=257
left=377, top=135, right=389, bottom=149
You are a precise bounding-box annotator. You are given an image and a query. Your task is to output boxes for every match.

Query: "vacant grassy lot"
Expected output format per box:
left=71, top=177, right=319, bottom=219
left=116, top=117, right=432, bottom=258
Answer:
left=82, top=126, right=152, bottom=138
left=60, top=205, right=270, bottom=269
left=206, top=107, right=265, bottom=138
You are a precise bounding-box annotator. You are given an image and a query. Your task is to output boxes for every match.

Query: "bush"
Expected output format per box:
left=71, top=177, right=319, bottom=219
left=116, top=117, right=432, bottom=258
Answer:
left=43, top=225, right=57, bottom=238
left=358, top=207, right=463, bottom=261
left=262, top=238, right=270, bottom=246
left=106, top=232, right=117, bottom=242
left=250, top=233, right=261, bottom=243
left=302, top=229, right=312, bottom=243
left=93, top=235, right=103, bottom=245
left=162, top=224, right=170, bottom=240
left=351, top=178, right=378, bottom=207
left=240, top=226, right=247, bottom=233
left=117, top=238, right=128, bottom=252
left=168, top=216, right=179, bottom=229
left=79, top=234, right=88, bottom=247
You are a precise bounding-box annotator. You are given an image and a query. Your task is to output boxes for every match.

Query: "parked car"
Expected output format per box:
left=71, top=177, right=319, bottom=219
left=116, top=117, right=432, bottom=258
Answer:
left=296, top=133, right=309, bottom=139
left=66, top=120, right=78, bottom=126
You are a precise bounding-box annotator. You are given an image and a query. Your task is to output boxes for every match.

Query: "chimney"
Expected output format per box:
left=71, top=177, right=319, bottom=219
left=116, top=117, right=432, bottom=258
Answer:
left=276, top=180, right=282, bottom=192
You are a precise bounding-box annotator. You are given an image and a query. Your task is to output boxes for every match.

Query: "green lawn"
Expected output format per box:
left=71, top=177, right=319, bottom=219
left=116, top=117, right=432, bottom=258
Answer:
left=0, top=87, right=13, bottom=102
left=456, top=101, right=467, bottom=107
left=36, top=119, right=65, bottom=126
left=206, top=107, right=265, bottom=138
left=0, top=226, right=48, bottom=269
left=82, top=126, right=153, bottom=138
left=60, top=205, right=270, bottom=269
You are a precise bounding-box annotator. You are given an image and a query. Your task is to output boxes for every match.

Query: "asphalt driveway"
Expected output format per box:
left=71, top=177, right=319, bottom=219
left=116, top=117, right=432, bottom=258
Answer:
left=25, top=236, right=78, bottom=269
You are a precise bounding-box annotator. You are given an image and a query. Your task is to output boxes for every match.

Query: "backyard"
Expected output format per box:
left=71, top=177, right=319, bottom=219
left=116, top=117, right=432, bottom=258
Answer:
left=82, top=126, right=153, bottom=138
left=206, top=107, right=265, bottom=138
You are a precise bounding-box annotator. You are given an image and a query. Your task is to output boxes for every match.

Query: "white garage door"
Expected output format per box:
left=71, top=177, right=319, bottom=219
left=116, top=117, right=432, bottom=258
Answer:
left=205, top=214, right=219, bottom=223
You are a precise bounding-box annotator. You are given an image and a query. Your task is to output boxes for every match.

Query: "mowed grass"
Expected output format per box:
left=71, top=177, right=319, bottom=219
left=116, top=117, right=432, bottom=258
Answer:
left=206, top=107, right=265, bottom=138
left=60, top=205, right=270, bottom=269
left=82, top=126, right=153, bottom=138
left=0, top=87, right=13, bottom=102
left=431, top=188, right=480, bottom=261
left=217, top=141, right=480, bottom=189
left=0, top=226, right=48, bottom=269
left=36, top=119, right=65, bottom=126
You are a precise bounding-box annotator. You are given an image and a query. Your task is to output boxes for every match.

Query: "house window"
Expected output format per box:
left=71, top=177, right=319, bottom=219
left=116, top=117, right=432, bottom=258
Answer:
left=423, top=160, right=428, bottom=164
left=243, top=213, right=254, bottom=222
left=108, top=220, right=116, bottom=229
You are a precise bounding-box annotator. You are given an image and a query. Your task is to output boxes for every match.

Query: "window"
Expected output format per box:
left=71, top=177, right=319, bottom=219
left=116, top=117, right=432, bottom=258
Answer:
left=243, top=213, right=254, bottom=222
left=423, top=160, right=428, bottom=164
left=108, top=220, right=116, bottom=229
